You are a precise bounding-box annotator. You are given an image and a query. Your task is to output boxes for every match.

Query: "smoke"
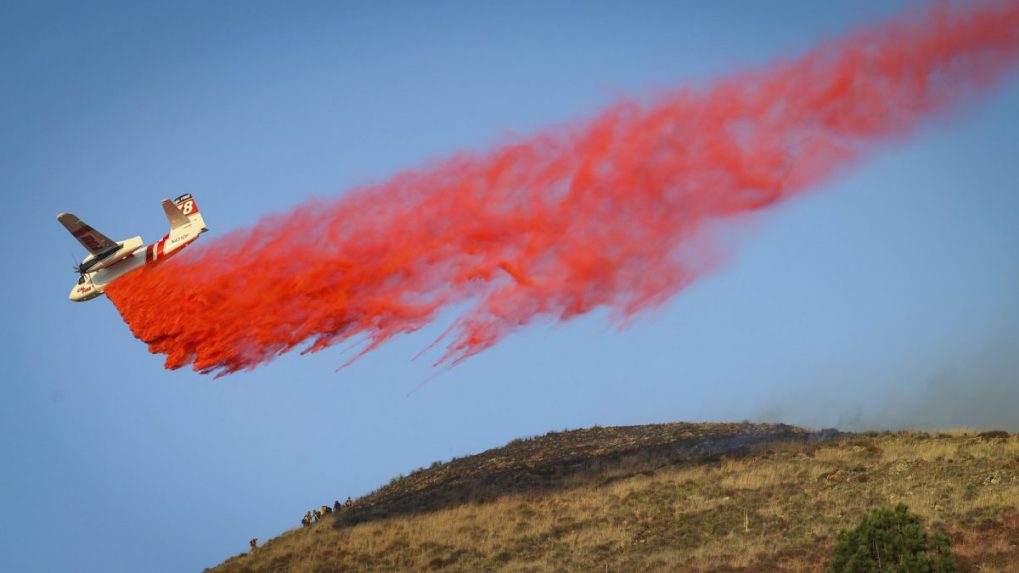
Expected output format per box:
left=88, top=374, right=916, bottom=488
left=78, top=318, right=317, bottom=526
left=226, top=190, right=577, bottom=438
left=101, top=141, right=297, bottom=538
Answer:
left=753, top=346, right=1019, bottom=433
left=106, top=2, right=1019, bottom=376
left=755, top=290, right=1019, bottom=433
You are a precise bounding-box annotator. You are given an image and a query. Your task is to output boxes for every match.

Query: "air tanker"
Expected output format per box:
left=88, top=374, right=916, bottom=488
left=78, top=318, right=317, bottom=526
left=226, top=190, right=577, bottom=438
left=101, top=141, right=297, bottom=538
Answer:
left=59, top=194, right=208, bottom=302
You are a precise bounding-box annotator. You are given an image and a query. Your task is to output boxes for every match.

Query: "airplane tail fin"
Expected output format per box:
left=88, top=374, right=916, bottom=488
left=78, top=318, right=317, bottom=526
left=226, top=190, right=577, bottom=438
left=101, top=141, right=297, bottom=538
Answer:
left=171, top=194, right=207, bottom=232
left=162, top=200, right=190, bottom=229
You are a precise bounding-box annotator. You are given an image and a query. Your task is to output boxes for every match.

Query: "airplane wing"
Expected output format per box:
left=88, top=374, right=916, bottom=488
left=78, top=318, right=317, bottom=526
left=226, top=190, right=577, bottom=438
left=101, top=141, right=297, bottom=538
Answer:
left=57, top=212, right=119, bottom=255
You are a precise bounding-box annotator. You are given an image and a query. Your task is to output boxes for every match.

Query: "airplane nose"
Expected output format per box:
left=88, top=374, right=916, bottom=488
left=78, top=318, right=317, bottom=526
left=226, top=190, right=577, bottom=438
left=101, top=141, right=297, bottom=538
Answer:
left=69, top=285, right=89, bottom=302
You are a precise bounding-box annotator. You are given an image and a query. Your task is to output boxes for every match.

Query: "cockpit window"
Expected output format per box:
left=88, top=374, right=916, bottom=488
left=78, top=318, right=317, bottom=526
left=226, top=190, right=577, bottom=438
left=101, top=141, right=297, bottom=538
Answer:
left=77, top=276, right=85, bottom=285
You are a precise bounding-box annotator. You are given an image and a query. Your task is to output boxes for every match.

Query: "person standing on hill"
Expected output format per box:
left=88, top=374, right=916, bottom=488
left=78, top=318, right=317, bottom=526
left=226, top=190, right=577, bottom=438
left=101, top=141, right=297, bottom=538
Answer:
left=333, top=500, right=341, bottom=512
left=301, top=512, right=312, bottom=527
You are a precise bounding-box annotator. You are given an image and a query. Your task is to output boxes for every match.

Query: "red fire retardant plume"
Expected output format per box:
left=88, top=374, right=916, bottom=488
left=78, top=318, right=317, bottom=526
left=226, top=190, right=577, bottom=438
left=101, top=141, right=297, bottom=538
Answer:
left=106, top=2, right=1019, bottom=376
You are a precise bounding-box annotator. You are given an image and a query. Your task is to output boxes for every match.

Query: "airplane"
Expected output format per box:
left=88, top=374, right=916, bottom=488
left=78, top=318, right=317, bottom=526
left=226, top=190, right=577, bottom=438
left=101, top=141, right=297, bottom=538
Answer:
left=59, top=193, right=208, bottom=302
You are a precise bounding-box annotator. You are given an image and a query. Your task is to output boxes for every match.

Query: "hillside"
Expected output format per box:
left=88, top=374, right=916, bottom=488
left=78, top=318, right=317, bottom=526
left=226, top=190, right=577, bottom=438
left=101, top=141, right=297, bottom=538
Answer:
left=208, top=422, right=1018, bottom=572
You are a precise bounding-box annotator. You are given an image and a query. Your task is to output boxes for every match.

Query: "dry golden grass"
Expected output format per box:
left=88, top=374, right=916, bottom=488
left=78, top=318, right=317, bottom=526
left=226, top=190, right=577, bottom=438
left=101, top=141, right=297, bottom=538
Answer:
left=209, top=425, right=1018, bottom=573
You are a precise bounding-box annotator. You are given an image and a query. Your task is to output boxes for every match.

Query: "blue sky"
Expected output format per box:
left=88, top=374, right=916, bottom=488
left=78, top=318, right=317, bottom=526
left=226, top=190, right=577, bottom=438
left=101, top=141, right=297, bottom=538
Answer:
left=2, top=1, right=1018, bottom=571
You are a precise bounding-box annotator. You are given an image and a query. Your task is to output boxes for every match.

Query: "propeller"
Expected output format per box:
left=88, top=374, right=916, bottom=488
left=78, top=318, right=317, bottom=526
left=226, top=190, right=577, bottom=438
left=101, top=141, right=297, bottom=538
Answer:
left=70, top=254, right=94, bottom=286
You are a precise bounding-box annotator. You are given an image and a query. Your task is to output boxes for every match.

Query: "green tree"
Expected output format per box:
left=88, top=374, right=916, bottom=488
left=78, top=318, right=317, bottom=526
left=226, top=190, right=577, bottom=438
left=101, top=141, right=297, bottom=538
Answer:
left=826, top=504, right=957, bottom=573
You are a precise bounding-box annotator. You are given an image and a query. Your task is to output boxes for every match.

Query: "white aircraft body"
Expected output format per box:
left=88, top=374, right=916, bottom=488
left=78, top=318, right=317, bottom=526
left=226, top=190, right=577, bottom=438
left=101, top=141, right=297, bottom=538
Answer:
left=59, top=194, right=208, bottom=302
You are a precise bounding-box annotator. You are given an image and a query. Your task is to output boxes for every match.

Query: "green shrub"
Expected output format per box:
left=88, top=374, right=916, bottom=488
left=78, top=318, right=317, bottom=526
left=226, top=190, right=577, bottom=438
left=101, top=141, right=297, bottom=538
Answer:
left=826, top=504, right=957, bottom=573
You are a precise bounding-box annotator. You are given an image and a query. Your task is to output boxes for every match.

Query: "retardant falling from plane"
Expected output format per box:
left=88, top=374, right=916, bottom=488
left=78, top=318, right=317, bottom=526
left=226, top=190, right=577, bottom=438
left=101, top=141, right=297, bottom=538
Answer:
left=106, top=2, right=1019, bottom=376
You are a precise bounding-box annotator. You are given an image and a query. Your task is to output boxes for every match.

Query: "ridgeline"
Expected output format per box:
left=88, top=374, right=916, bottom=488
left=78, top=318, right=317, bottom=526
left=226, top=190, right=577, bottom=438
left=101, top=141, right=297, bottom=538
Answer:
left=208, top=422, right=1018, bottom=572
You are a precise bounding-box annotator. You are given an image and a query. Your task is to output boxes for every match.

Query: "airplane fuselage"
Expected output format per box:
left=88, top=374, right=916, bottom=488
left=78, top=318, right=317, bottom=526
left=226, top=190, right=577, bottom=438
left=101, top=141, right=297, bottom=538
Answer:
left=69, top=228, right=202, bottom=301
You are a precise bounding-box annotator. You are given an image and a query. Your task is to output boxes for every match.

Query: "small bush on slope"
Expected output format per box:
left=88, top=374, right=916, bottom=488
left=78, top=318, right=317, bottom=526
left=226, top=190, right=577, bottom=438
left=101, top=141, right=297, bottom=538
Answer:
left=827, top=504, right=957, bottom=573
